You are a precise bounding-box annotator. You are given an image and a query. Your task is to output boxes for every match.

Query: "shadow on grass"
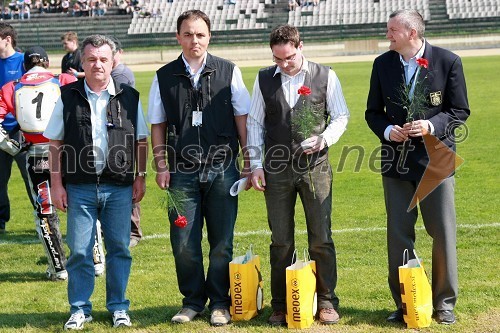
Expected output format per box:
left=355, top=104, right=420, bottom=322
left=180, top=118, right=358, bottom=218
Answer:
left=0, top=306, right=409, bottom=330
left=0, top=231, right=38, bottom=244
left=0, top=307, right=173, bottom=330
left=0, top=271, right=48, bottom=282
left=339, top=306, right=403, bottom=328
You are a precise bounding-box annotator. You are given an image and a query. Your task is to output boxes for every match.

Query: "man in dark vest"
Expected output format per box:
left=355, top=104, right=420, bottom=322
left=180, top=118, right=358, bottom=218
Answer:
left=45, top=34, right=149, bottom=330
left=247, top=24, right=350, bottom=326
left=149, top=10, right=251, bottom=327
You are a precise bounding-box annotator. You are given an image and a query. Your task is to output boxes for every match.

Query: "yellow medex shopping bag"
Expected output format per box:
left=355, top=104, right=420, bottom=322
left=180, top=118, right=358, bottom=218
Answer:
left=229, top=246, right=264, bottom=320
left=398, top=249, right=433, bottom=328
left=286, top=250, right=317, bottom=329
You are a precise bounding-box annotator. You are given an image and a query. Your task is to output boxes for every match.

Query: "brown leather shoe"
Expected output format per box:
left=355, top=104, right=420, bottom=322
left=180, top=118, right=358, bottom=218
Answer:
left=268, top=311, right=286, bottom=326
left=318, top=308, right=340, bottom=324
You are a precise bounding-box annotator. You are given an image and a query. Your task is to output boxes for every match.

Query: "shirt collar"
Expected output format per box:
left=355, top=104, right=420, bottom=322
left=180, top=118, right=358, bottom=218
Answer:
left=181, top=52, right=207, bottom=75
left=400, top=39, right=426, bottom=66
left=273, top=56, right=310, bottom=78
left=84, top=78, right=115, bottom=97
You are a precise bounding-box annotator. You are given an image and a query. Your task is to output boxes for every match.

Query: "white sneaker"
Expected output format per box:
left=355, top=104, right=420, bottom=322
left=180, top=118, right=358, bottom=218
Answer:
left=94, top=263, right=105, bottom=277
left=64, top=312, right=92, bottom=330
left=46, top=268, right=68, bottom=281
left=171, top=308, right=200, bottom=323
left=210, top=308, right=231, bottom=326
left=112, top=310, right=132, bottom=327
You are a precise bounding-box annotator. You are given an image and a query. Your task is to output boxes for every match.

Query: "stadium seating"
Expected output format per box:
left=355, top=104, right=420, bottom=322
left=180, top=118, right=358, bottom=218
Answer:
left=446, top=0, right=500, bottom=19
left=288, top=0, right=431, bottom=27
left=127, top=0, right=441, bottom=34
left=128, top=0, right=271, bottom=34
left=10, top=0, right=500, bottom=51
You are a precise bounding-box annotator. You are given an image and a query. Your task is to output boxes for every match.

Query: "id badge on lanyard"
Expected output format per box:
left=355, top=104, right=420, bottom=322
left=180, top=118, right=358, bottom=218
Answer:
left=192, top=109, right=203, bottom=127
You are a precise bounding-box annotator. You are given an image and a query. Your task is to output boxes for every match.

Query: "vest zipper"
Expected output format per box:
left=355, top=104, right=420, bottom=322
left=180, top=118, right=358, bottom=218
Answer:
left=207, top=74, right=211, bottom=105
left=117, top=100, right=122, bottom=127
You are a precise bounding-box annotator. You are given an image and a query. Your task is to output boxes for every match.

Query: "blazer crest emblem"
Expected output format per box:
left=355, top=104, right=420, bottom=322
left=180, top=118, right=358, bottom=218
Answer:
left=430, top=91, right=442, bottom=106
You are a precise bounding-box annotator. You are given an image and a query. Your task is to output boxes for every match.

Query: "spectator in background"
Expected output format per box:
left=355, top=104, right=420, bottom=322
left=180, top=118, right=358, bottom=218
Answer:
left=61, top=31, right=84, bottom=78
left=42, top=0, right=49, bottom=13
left=22, top=5, right=30, bottom=18
left=61, top=0, right=69, bottom=14
left=72, top=1, right=81, bottom=16
left=109, top=35, right=141, bottom=247
left=80, top=0, right=90, bottom=16
left=0, top=22, right=34, bottom=234
left=2, top=7, right=11, bottom=19
left=117, top=0, right=128, bottom=14
left=97, top=0, right=106, bottom=16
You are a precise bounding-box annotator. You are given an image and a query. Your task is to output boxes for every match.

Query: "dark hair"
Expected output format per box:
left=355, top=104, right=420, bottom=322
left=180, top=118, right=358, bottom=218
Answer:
left=25, top=56, right=49, bottom=71
left=0, top=22, right=18, bottom=48
left=81, top=34, right=117, bottom=58
left=389, top=9, right=425, bottom=38
left=176, top=10, right=211, bottom=35
left=269, top=24, right=301, bottom=48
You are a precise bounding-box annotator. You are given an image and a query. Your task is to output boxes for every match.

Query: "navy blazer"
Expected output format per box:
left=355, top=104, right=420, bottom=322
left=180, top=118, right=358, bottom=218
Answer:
left=365, top=42, right=470, bottom=180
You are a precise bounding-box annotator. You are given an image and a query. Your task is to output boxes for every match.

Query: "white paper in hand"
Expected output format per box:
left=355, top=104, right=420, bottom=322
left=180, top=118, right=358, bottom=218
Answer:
left=300, top=137, right=316, bottom=150
left=230, top=178, right=248, bottom=196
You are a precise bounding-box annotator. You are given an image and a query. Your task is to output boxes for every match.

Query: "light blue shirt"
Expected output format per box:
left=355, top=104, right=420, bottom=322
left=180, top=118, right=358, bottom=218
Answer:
left=400, top=41, right=426, bottom=99
left=44, top=79, right=149, bottom=174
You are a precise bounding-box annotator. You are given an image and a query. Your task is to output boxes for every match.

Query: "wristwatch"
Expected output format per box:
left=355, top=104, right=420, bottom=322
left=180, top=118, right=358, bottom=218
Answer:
left=136, top=172, right=147, bottom=178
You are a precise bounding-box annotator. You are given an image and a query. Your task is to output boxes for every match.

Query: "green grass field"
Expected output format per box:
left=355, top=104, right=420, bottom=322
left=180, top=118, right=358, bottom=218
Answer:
left=1, top=56, right=499, bottom=332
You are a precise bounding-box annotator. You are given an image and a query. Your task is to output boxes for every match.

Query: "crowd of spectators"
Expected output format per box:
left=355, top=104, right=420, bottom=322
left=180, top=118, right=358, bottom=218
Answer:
left=0, top=0, right=119, bottom=20
left=289, top=0, right=319, bottom=11
left=117, top=0, right=163, bottom=19
left=1, top=1, right=32, bottom=20
left=0, top=0, right=173, bottom=21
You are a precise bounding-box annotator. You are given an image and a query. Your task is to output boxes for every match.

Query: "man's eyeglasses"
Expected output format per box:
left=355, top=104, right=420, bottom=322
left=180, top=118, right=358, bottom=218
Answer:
left=272, top=53, right=297, bottom=64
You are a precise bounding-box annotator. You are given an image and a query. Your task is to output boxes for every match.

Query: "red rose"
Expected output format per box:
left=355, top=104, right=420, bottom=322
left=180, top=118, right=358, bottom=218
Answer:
left=174, top=215, right=187, bottom=228
left=416, top=58, right=429, bottom=69
left=297, top=85, right=311, bottom=96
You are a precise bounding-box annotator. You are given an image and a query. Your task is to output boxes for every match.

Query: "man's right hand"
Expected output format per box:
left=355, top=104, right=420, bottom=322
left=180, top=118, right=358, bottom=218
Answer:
left=51, top=183, right=67, bottom=212
left=251, top=168, right=266, bottom=191
left=156, top=170, right=170, bottom=190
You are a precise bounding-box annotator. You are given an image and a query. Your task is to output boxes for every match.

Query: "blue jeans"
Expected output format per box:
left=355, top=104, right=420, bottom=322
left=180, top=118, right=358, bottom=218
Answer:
left=264, top=161, right=339, bottom=312
left=169, top=162, right=239, bottom=312
left=66, top=183, right=132, bottom=315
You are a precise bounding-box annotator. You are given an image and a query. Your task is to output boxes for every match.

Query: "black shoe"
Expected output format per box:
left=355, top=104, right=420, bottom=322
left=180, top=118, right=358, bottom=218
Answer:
left=433, top=310, right=456, bottom=325
left=386, top=308, right=404, bottom=323
left=268, top=311, right=286, bottom=326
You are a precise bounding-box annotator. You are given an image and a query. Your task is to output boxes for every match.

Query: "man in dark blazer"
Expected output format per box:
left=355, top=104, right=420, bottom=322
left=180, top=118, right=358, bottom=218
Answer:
left=365, top=9, right=470, bottom=325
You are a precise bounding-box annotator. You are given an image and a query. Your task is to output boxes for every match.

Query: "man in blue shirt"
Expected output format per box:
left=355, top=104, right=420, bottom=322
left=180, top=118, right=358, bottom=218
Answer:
left=0, top=22, right=34, bottom=233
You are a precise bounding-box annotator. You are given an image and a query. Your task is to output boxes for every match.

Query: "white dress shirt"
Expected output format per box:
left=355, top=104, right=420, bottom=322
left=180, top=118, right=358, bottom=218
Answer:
left=247, top=58, right=350, bottom=170
left=148, top=52, right=250, bottom=125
